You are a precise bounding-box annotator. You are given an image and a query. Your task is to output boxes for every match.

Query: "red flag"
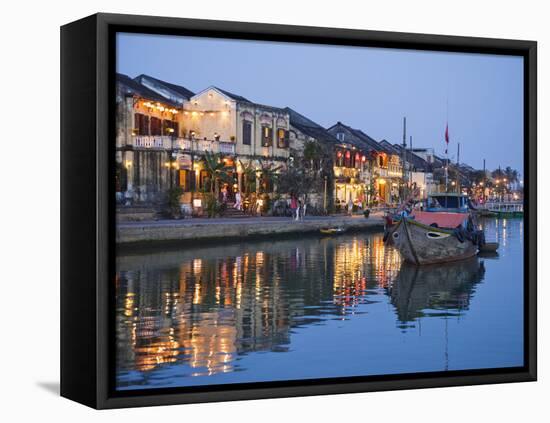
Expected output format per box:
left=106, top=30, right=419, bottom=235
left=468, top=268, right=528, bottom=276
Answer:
left=444, top=123, right=449, bottom=154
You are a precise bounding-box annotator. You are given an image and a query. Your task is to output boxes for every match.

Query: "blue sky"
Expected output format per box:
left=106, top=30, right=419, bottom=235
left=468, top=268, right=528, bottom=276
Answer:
left=117, top=33, right=524, bottom=173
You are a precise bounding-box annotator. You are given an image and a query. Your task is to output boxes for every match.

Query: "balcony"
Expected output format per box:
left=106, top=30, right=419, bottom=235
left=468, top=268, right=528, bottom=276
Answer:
left=132, top=135, right=173, bottom=149
left=176, top=138, right=236, bottom=155
left=130, top=136, right=235, bottom=155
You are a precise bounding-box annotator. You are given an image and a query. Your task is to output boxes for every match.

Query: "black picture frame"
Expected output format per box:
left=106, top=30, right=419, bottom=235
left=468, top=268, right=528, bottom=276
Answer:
left=61, top=12, right=537, bottom=409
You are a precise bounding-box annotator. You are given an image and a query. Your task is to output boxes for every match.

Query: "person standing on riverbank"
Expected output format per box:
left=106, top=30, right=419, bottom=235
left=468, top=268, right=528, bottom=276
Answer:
left=235, top=190, right=242, bottom=211
left=290, top=195, right=298, bottom=220
left=301, top=197, right=307, bottom=219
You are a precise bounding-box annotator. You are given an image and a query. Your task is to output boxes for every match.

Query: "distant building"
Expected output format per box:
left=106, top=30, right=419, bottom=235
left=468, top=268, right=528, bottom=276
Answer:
left=115, top=73, right=188, bottom=204
left=115, top=74, right=294, bottom=214
left=285, top=107, right=339, bottom=209
left=327, top=122, right=403, bottom=205
left=392, top=143, right=434, bottom=198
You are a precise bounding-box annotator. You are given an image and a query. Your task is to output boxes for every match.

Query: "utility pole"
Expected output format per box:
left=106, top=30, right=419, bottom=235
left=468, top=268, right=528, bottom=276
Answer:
left=456, top=142, right=460, bottom=193
left=409, top=135, right=413, bottom=190
left=401, top=117, right=407, bottom=202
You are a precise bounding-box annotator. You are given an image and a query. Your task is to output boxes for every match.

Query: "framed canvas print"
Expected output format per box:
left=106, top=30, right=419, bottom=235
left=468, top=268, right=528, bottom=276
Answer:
left=60, top=13, right=537, bottom=409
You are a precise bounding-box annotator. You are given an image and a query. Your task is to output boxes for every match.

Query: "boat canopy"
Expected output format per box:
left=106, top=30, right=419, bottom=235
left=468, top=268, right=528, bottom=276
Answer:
left=411, top=211, right=468, bottom=229
left=427, top=193, right=469, bottom=212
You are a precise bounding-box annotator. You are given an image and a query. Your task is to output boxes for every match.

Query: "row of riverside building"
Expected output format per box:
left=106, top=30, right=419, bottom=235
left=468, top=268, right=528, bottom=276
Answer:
left=115, top=73, right=467, bottom=217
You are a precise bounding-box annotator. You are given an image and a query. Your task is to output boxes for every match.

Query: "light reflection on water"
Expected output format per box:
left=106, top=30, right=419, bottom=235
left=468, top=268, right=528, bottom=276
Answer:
left=116, top=218, right=524, bottom=390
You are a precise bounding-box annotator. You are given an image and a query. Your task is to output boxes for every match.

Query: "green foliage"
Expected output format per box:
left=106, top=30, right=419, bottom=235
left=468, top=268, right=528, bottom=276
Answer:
left=276, top=165, right=317, bottom=198
left=165, top=186, right=184, bottom=218
left=238, top=159, right=257, bottom=196
left=203, top=192, right=221, bottom=218
left=201, top=151, right=232, bottom=195
left=257, top=159, right=282, bottom=194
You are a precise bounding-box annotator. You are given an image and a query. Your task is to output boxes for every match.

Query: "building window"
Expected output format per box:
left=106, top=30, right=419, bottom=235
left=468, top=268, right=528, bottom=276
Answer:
left=242, top=121, right=252, bottom=145
left=379, top=155, right=384, bottom=167
left=262, top=126, right=273, bottom=147
left=277, top=128, right=289, bottom=148
left=336, top=132, right=345, bottom=141
left=150, top=117, right=162, bottom=136
left=134, top=113, right=149, bottom=135
left=163, top=120, right=179, bottom=136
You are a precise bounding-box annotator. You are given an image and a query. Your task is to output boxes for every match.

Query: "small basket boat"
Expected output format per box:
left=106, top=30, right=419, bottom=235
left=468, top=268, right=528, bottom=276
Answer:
left=320, top=227, right=345, bottom=235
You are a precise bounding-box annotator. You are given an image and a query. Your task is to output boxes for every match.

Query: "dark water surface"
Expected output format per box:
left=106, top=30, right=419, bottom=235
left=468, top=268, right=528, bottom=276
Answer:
left=115, top=218, right=524, bottom=390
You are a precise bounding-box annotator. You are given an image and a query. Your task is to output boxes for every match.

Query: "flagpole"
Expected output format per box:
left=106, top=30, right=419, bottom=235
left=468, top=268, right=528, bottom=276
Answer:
left=445, top=97, right=449, bottom=195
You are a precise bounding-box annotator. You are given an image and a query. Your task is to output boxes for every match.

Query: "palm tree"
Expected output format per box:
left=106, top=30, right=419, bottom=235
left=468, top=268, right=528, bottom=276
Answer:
left=201, top=151, right=231, bottom=196
left=303, top=140, right=323, bottom=171
left=504, top=166, right=519, bottom=184
left=258, top=158, right=282, bottom=194
left=238, top=159, right=257, bottom=196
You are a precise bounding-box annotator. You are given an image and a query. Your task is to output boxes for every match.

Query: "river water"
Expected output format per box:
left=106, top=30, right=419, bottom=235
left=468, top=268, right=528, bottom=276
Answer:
left=115, top=218, right=524, bottom=390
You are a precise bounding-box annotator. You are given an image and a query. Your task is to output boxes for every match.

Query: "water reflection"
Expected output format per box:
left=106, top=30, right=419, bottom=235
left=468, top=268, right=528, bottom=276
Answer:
left=116, top=218, right=522, bottom=390
left=390, top=258, right=485, bottom=325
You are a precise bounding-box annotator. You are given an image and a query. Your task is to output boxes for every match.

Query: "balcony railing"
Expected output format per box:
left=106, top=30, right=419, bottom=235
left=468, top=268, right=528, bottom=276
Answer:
left=133, top=135, right=173, bottom=149
left=130, top=136, right=236, bottom=155
left=176, top=138, right=236, bottom=155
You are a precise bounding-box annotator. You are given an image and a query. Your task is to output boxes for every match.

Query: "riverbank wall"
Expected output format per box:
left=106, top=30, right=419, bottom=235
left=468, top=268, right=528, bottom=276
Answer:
left=117, top=216, right=385, bottom=248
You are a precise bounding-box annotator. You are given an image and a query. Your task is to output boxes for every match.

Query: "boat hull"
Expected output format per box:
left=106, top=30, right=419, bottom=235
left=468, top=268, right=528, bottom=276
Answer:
left=392, top=218, right=478, bottom=265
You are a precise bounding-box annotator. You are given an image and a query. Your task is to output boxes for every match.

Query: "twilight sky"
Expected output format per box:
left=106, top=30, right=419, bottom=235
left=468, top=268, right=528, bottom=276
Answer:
left=117, top=33, right=524, bottom=173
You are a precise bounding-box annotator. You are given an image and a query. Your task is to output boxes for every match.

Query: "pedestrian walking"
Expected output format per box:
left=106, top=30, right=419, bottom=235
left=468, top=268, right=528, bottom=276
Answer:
left=348, top=198, right=353, bottom=216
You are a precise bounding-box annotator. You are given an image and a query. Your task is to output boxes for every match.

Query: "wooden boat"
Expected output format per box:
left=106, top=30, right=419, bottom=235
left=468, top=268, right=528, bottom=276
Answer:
left=391, top=211, right=479, bottom=265
left=320, top=227, right=345, bottom=235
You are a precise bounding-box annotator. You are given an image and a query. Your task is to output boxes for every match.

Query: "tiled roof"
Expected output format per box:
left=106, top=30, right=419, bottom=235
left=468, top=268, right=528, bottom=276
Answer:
left=378, top=139, right=401, bottom=155
left=134, top=74, right=195, bottom=100
left=207, top=86, right=287, bottom=113
left=213, top=86, right=252, bottom=103
left=327, top=122, right=380, bottom=154
left=116, top=73, right=180, bottom=108
left=285, top=107, right=339, bottom=145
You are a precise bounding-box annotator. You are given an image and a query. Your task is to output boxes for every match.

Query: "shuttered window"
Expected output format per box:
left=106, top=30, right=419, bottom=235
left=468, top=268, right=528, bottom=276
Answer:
left=134, top=113, right=150, bottom=135
left=242, top=121, right=252, bottom=145
left=150, top=117, right=162, bottom=135
left=262, top=126, right=273, bottom=147
left=277, top=128, right=289, bottom=148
